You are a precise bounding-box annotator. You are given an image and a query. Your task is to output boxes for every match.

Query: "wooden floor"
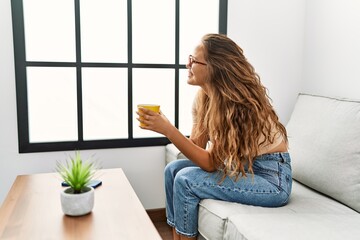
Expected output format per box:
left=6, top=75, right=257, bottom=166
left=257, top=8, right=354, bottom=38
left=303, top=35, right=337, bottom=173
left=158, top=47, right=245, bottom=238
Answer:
left=147, top=208, right=173, bottom=240
left=153, top=221, right=173, bottom=240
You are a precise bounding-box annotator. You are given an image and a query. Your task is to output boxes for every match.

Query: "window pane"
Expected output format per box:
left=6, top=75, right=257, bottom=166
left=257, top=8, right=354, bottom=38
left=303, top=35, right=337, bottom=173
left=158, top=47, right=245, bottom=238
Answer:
left=179, top=0, right=219, bottom=64
left=132, top=68, right=175, bottom=138
left=80, top=0, right=127, bottom=63
left=132, top=0, right=175, bottom=63
left=12, top=0, right=225, bottom=152
left=178, top=69, right=199, bottom=135
left=27, top=67, right=77, bottom=142
left=82, top=68, right=128, bottom=140
left=23, top=0, right=76, bottom=62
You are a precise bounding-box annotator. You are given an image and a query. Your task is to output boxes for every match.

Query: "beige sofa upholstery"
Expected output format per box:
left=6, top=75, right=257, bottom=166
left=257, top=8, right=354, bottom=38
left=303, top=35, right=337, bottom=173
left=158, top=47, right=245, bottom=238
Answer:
left=165, top=93, right=360, bottom=240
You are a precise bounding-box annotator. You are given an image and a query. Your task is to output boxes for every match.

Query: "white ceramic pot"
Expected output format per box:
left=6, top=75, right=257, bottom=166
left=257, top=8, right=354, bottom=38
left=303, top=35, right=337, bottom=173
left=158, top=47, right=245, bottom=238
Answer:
left=60, top=186, right=94, bottom=216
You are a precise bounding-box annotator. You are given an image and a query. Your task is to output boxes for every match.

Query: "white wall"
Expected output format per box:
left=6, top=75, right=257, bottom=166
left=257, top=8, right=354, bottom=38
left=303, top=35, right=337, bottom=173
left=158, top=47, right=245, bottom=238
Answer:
left=228, top=0, right=306, bottom=124
left=302, top=0, right=360, bottom=98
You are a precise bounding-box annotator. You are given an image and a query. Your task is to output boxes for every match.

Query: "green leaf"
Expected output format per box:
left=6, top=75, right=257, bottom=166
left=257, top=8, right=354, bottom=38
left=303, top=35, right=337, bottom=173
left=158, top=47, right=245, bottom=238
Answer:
left=56, top=151, right=99, bottom=194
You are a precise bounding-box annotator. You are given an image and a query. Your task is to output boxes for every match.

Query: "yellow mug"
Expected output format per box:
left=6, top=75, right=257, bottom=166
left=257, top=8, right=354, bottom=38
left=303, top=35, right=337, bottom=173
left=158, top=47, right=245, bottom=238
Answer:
left=137, top=104, right=160, bottom=127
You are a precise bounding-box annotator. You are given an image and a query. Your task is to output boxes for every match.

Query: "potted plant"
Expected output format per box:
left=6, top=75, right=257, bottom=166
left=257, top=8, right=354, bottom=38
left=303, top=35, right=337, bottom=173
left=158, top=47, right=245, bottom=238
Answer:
left=56, top=151, right=98, bottom=216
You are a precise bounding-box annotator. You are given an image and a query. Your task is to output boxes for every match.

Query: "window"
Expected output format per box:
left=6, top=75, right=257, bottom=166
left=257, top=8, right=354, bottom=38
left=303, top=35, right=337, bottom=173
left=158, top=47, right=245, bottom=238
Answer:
left=11, top=0, right=228, bottom=153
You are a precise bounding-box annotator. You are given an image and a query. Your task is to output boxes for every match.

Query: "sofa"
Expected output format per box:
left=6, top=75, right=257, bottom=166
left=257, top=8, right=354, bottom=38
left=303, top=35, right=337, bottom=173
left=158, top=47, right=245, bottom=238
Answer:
left=165, top=93, right=360, bottom=240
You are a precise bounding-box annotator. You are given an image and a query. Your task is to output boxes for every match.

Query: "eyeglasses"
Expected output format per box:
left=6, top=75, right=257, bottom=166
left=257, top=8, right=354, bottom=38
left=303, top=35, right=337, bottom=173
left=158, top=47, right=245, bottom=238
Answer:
left=188, top=55, right=207, bottom=67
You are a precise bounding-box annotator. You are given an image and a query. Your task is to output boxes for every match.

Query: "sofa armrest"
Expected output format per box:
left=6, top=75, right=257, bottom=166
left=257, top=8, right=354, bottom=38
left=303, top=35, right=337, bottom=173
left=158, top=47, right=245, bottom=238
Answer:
left=165, top=143, right=187, bottom=165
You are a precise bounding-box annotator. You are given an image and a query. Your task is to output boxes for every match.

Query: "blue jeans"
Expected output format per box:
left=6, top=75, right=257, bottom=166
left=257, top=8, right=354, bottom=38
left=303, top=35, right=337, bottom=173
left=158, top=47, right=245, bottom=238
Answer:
left=164, top=152, right=292, bottom=238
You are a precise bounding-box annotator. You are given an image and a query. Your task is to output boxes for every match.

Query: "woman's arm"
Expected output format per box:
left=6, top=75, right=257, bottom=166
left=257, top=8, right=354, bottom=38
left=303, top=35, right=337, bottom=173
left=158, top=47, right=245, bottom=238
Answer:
left=136, top=108, right=216, bottom=172
left=166, top=125, right=215, bottom=171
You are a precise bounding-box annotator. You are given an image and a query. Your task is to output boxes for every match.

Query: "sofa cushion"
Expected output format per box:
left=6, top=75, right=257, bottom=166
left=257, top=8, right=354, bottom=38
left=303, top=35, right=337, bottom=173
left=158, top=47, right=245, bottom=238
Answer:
left=198, top=180, right=358, bottom=239
left=286, top=93, right=360, bottom=212
left=223, top=212, right=360, bottom=240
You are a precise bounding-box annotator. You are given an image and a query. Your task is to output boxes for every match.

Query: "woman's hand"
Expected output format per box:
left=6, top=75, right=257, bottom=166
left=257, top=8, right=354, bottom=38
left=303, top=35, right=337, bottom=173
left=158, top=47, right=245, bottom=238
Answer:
left=136, top=107, right=172, bottom=136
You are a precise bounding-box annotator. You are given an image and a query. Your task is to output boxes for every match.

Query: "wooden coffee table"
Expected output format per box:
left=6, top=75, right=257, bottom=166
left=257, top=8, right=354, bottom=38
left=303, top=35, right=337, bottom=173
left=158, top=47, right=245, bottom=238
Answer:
left=0, top=168, right=162, bottom=239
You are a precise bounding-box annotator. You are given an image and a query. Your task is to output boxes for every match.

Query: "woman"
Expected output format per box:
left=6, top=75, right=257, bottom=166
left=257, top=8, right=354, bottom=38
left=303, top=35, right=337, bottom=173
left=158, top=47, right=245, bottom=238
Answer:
left=136, top=34, right=292, bottom=240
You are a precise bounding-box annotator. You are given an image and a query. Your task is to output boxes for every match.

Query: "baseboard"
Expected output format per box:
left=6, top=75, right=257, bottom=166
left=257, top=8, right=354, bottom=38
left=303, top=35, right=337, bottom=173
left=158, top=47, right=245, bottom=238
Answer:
left=146, top=208, right=166, bottom=222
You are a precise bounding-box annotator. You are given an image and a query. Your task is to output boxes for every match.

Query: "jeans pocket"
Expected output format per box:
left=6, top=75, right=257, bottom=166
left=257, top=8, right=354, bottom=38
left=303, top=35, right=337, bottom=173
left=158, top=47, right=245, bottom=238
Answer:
left=253, top=162, right=281, bottom=187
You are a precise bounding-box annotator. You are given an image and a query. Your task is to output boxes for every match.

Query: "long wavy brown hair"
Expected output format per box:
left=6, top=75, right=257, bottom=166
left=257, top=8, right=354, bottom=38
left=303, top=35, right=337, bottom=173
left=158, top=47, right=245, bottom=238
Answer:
left=192, top=33, right=287, bottom=180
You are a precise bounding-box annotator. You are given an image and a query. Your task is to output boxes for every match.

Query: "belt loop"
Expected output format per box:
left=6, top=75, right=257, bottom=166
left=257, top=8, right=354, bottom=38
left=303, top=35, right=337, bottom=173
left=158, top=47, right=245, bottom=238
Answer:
left=279, top=152, right=286, bottom=163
